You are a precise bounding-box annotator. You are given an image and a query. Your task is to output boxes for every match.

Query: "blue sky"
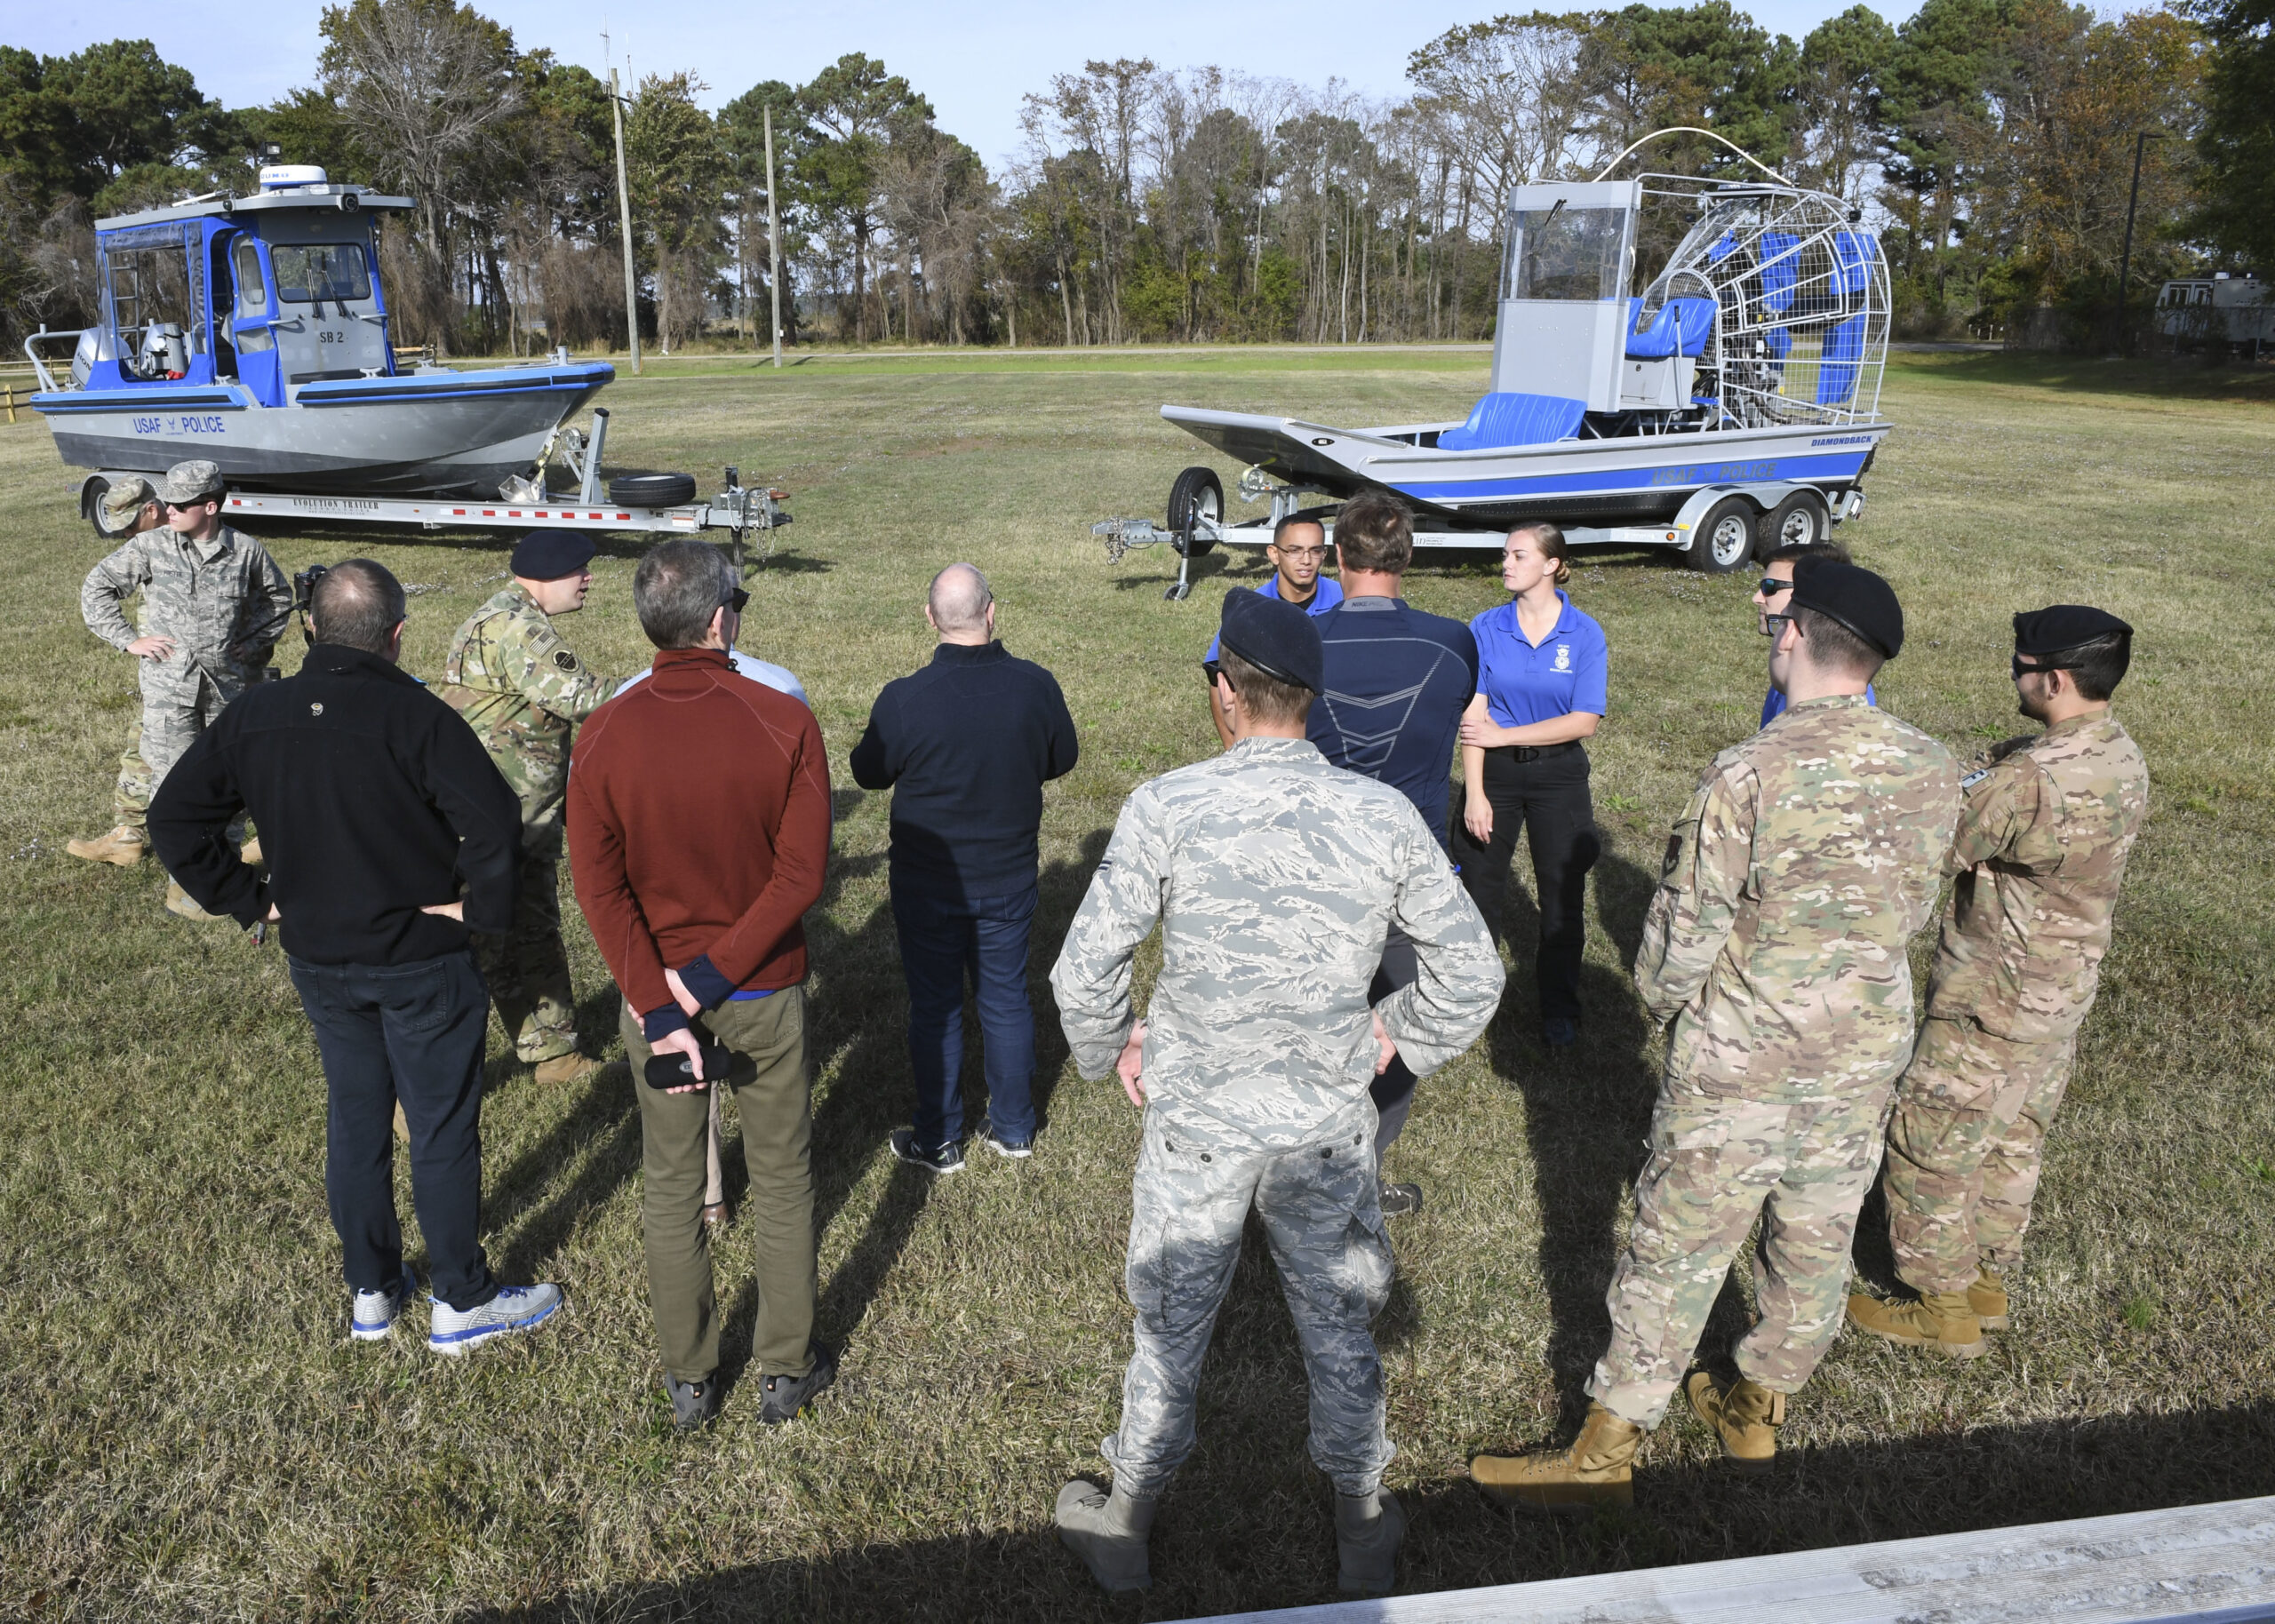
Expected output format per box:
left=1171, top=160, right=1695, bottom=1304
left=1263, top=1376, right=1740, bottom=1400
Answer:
left=20, top=0, right=1925, bottom=174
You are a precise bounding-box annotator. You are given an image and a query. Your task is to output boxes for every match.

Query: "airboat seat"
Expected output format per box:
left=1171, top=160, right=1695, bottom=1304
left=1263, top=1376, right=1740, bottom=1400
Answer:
left=1437, top=392, right=1585, bottom=451
left=1624, top=297, right=1718, bottom=359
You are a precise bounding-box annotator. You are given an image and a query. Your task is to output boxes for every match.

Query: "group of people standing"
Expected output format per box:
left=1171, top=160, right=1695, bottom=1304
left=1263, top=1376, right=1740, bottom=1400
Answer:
left=76, top=458, right=2148, bottom=1599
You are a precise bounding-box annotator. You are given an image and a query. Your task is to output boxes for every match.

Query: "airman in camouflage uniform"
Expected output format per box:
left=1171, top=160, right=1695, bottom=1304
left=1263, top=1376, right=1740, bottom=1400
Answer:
left=1853, top=607, right=2147, bottom=1353
left=1049, top=590, right=1504, bottom=1596
left=1474, top=563, right=1957, bottom=1509
left=68, top=477, right=165, bottom=868
left=436, top=530, right=611, bottom=1085
left=76, top=462, right=291, bottom=916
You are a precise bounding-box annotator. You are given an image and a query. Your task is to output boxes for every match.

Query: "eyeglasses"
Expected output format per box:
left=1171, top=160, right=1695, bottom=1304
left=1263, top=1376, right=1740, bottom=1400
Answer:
left=1761, top=612, right=1795, bottom=638
left=2011, top=656, right=2071, bottom=680
left=1274, top=546, right=1327, bottom=562
left=1757, top=577, right=1794, bottom=597
left=722, top=588, right=749, bottom=613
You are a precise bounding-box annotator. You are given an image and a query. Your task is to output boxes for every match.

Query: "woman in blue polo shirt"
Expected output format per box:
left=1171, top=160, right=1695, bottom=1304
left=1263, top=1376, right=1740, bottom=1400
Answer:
left=1453, top=522, right=1607, bottom=1047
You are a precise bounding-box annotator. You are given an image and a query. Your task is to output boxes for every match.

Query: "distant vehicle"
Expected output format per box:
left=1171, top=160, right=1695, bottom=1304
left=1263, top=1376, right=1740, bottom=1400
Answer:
left=25, top=164, right=788, bottom=553
left=2152, top=274, right=2272, bottom=357
left=1097, top=130, right=1892, bottom=595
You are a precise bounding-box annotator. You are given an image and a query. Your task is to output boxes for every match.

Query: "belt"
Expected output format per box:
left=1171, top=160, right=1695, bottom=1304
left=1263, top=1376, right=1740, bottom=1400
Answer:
left=1488, top=740, right=1584, bottom=763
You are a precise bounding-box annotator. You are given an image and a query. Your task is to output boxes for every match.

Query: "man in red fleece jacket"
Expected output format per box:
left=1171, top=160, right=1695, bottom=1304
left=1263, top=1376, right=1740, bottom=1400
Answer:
left=568, top=539, right=834, bottom=1430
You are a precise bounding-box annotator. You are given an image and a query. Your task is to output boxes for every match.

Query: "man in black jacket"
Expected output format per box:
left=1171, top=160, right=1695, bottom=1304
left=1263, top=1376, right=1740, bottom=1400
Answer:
left=149, top=559, right=563, bottom=1355
left=850, top=563, right=1079, bottom=1171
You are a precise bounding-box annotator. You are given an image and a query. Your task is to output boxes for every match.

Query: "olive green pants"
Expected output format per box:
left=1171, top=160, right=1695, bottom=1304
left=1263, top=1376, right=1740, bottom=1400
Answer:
left=475, top=836, right=579, bottom=1063
left=621, top=988, right=817, bottom=1385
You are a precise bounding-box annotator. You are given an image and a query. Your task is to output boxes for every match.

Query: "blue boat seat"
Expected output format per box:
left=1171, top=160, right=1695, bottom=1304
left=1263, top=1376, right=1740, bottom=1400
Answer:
left=1759, top=231, right=1800, bottom=314
left=1437, top=392, right=1585, bottom=450
left=1625, top=297, right=1718, bottom=358
left=1816, top=314, right=1865, bottom=405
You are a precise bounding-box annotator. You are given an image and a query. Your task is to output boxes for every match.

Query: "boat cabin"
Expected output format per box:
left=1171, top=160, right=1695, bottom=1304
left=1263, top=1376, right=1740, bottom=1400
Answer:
left=77, top=165, right=411, bottom=408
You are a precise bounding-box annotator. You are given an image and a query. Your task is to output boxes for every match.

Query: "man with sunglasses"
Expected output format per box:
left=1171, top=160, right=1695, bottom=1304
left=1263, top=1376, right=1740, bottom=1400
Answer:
left=569, top=540, right=835, bottom=1431
left=1752, top=542, right=1872, bottom=726
left=78, top=459, right=291, bottom=918
left=438, top=530, right=617, bottom=1088
left=1204, top=512, right=1342, bottom=750
left=1851, top=606, right=2147, bottom=1357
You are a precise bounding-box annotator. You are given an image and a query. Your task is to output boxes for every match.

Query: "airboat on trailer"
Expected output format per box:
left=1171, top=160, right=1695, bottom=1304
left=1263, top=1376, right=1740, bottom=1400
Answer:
left=24, top=164, right=788, bottom=553
left=1096, top=130, right=1892, bottom=597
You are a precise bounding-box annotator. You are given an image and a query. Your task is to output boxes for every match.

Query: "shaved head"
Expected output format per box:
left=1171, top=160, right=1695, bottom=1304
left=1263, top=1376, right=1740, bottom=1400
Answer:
left=928, top=563, right=993, bottom=637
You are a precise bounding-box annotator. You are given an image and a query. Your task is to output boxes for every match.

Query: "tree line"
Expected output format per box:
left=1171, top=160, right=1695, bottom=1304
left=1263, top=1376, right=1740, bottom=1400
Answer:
left=2, top=0, right=2267, bottom=356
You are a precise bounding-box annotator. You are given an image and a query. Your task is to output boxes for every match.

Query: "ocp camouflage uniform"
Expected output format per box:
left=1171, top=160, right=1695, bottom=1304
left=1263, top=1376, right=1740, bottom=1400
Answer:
left=1050, top=736, right=1504, bottom=1497
left=1884, top=712, right=2148, bottom=1294
left=437, top=584, right=611, bottom=1063
left=80, top=524, right=291, bottom=792
left=1596, top=694, right=1959, bottom=1424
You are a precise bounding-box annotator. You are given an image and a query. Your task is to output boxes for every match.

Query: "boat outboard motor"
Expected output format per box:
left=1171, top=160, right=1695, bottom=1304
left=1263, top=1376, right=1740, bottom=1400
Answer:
left=130, top=322, right=188, bottom=380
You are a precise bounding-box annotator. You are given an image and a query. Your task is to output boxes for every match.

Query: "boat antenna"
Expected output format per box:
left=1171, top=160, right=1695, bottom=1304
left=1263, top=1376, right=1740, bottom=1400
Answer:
left=1592, top=127, right=1800, bottom=187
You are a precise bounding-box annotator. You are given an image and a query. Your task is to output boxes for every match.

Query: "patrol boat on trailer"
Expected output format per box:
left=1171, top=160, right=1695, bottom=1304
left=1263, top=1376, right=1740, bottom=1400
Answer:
left=1105, top=131, right=1896, bottom=583
left=24, top=165, right=614, bottom=514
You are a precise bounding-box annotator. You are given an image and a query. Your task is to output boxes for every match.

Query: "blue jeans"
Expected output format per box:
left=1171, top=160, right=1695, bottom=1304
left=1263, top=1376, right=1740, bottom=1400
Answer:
left=287, top=949, right=499, bottom=1311
left=890, top=877, right=1039, bottom=1150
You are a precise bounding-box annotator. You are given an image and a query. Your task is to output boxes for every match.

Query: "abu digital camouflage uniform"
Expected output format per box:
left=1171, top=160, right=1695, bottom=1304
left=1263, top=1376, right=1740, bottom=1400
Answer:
left=80, top=523, right=292, bottom=792
left=438, top=584, right=612, bottom=1063
left=1595, top=694, right=1960, bottom=1425
left=1050, top=736, right=1504, bottom=1497
left=1884, top=712, right=2149, bottom=1294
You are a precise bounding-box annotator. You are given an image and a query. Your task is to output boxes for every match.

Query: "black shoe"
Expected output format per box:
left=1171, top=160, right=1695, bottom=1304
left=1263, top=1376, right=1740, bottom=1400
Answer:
left=890, top=1127, right=965, bottom=1174
left=1542, top=1016, right=1579, bottom=1048
left=979, top=1124, right=1034, bottom=1159
left=1379, top=1180, right=1424, bottom=1218
left=663, top=1372, right=721, bottom=1431
left=760, top=1344, right=838, bottom=1425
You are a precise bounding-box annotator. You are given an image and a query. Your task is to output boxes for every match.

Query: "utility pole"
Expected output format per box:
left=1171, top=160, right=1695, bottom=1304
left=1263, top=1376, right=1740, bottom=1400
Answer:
left=765, top=105, right=783, bottom=369
left=610, top=67, right=642, bottom=375
left=2114, top=128, right=2158, bottom=357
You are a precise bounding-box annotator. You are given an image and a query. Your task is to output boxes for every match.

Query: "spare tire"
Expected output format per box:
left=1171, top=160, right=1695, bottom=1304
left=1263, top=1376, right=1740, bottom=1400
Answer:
left=611, top=472, right=698, bottom=507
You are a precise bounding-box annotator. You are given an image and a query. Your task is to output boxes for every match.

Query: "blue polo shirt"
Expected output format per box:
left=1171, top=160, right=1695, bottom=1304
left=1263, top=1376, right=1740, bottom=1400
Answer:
left=1471, top=591, right=1608, bottom=727
left=1205, top=572, right=1345, bottom=664
left=1761, top=682, right=1873, bottom=727
left=1308, top=596, right=1478, bottom=852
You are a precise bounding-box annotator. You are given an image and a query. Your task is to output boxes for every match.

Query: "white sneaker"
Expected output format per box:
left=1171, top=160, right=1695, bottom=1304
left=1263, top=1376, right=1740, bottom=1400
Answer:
left=427, top=1283, right=563, bottom=1356
left=350, top=1267, right=418, bottom=1341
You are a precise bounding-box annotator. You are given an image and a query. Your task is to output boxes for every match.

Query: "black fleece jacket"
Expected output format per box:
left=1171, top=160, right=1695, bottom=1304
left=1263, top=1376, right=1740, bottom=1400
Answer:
left=848, top=640, right=1078, bottom=897
left=148, top=644, right=522, bottom=966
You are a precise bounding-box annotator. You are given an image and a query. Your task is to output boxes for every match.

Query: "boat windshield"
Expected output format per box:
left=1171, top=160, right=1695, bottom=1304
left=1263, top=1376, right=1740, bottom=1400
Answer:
left=273, top=243, right=372, bottom=303
left=1505, top=205, right=1629, bottom=301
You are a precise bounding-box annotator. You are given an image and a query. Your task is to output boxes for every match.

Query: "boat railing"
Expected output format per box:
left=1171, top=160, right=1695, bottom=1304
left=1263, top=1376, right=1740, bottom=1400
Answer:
left=21, top=328, right=86, bottom=394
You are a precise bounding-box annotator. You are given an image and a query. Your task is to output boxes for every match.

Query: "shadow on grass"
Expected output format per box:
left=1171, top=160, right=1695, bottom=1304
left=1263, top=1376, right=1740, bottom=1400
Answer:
left=1891, top=348, right=2275, bottom=403
left=458, top=1399, right=2275, bottom=1622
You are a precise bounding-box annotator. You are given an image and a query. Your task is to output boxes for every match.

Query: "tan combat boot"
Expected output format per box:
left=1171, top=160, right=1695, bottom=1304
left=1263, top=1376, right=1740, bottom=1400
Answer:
left=240, top=835, right=263, bottom=867
left=532, top=1051, right=602, bottom=1087
left=1969, top=1266, right=2009, bottom=1331
left=68, top=825, right=147, bottom=866
left=1471, top=1402, right=1644, bottom=1512
left=1847, top=1289, right=1985, bottom=1357
left=394, top=1102, right=411, bottom=1143
left=1055, top=1477, right=1157, bottom=1592
left=1684, top=1373, right=1784, bottom=1469
left=1335, top=1487, right=1406, bottom=1594
left=164, top=878, right=224, bottom=921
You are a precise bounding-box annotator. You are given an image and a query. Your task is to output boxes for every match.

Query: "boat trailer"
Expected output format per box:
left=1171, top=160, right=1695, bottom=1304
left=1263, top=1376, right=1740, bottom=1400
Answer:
left=76, top=404, right=792, bottom=566
left=1094, top=465, right=1865, bottom=601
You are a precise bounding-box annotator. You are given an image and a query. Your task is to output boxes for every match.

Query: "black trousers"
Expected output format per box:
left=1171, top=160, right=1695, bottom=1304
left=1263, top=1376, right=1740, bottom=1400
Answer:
left=287, top=948, right=499, bottom=1311
left=1369, top=927, right=1419, bottom=1153
left=1449, top=744, right=1600, bottom=1024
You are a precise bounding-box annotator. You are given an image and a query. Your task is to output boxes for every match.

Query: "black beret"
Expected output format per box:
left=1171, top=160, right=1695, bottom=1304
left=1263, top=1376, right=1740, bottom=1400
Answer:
left=1788, top=560, right=1904, bottom=658
left=510, top=529, right=596, bottom=581
left=2014, top=604, right=2131, bottom=657
left=1217, top=587, right=1324, bottom=693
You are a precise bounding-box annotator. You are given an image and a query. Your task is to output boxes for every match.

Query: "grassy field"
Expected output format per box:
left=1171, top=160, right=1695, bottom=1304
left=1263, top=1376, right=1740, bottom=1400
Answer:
left=2, top=346, right=2271, bottom=1622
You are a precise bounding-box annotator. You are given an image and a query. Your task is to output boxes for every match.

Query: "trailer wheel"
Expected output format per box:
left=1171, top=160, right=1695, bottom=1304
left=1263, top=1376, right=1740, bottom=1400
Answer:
left=1687, top=497, right=1755, bottom=573
left=1167, top=466, right=1221, bottom=558
left=611, top=471, right=698, bottom=507
left=1760, top=490, right=1831, bottom=556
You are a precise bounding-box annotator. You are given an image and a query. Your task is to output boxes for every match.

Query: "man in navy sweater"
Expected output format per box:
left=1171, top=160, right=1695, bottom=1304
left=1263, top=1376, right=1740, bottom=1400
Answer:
left=850, top=564, right=1081, bottom=1171
left=1306, top=493, right=1482, bottom=1216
